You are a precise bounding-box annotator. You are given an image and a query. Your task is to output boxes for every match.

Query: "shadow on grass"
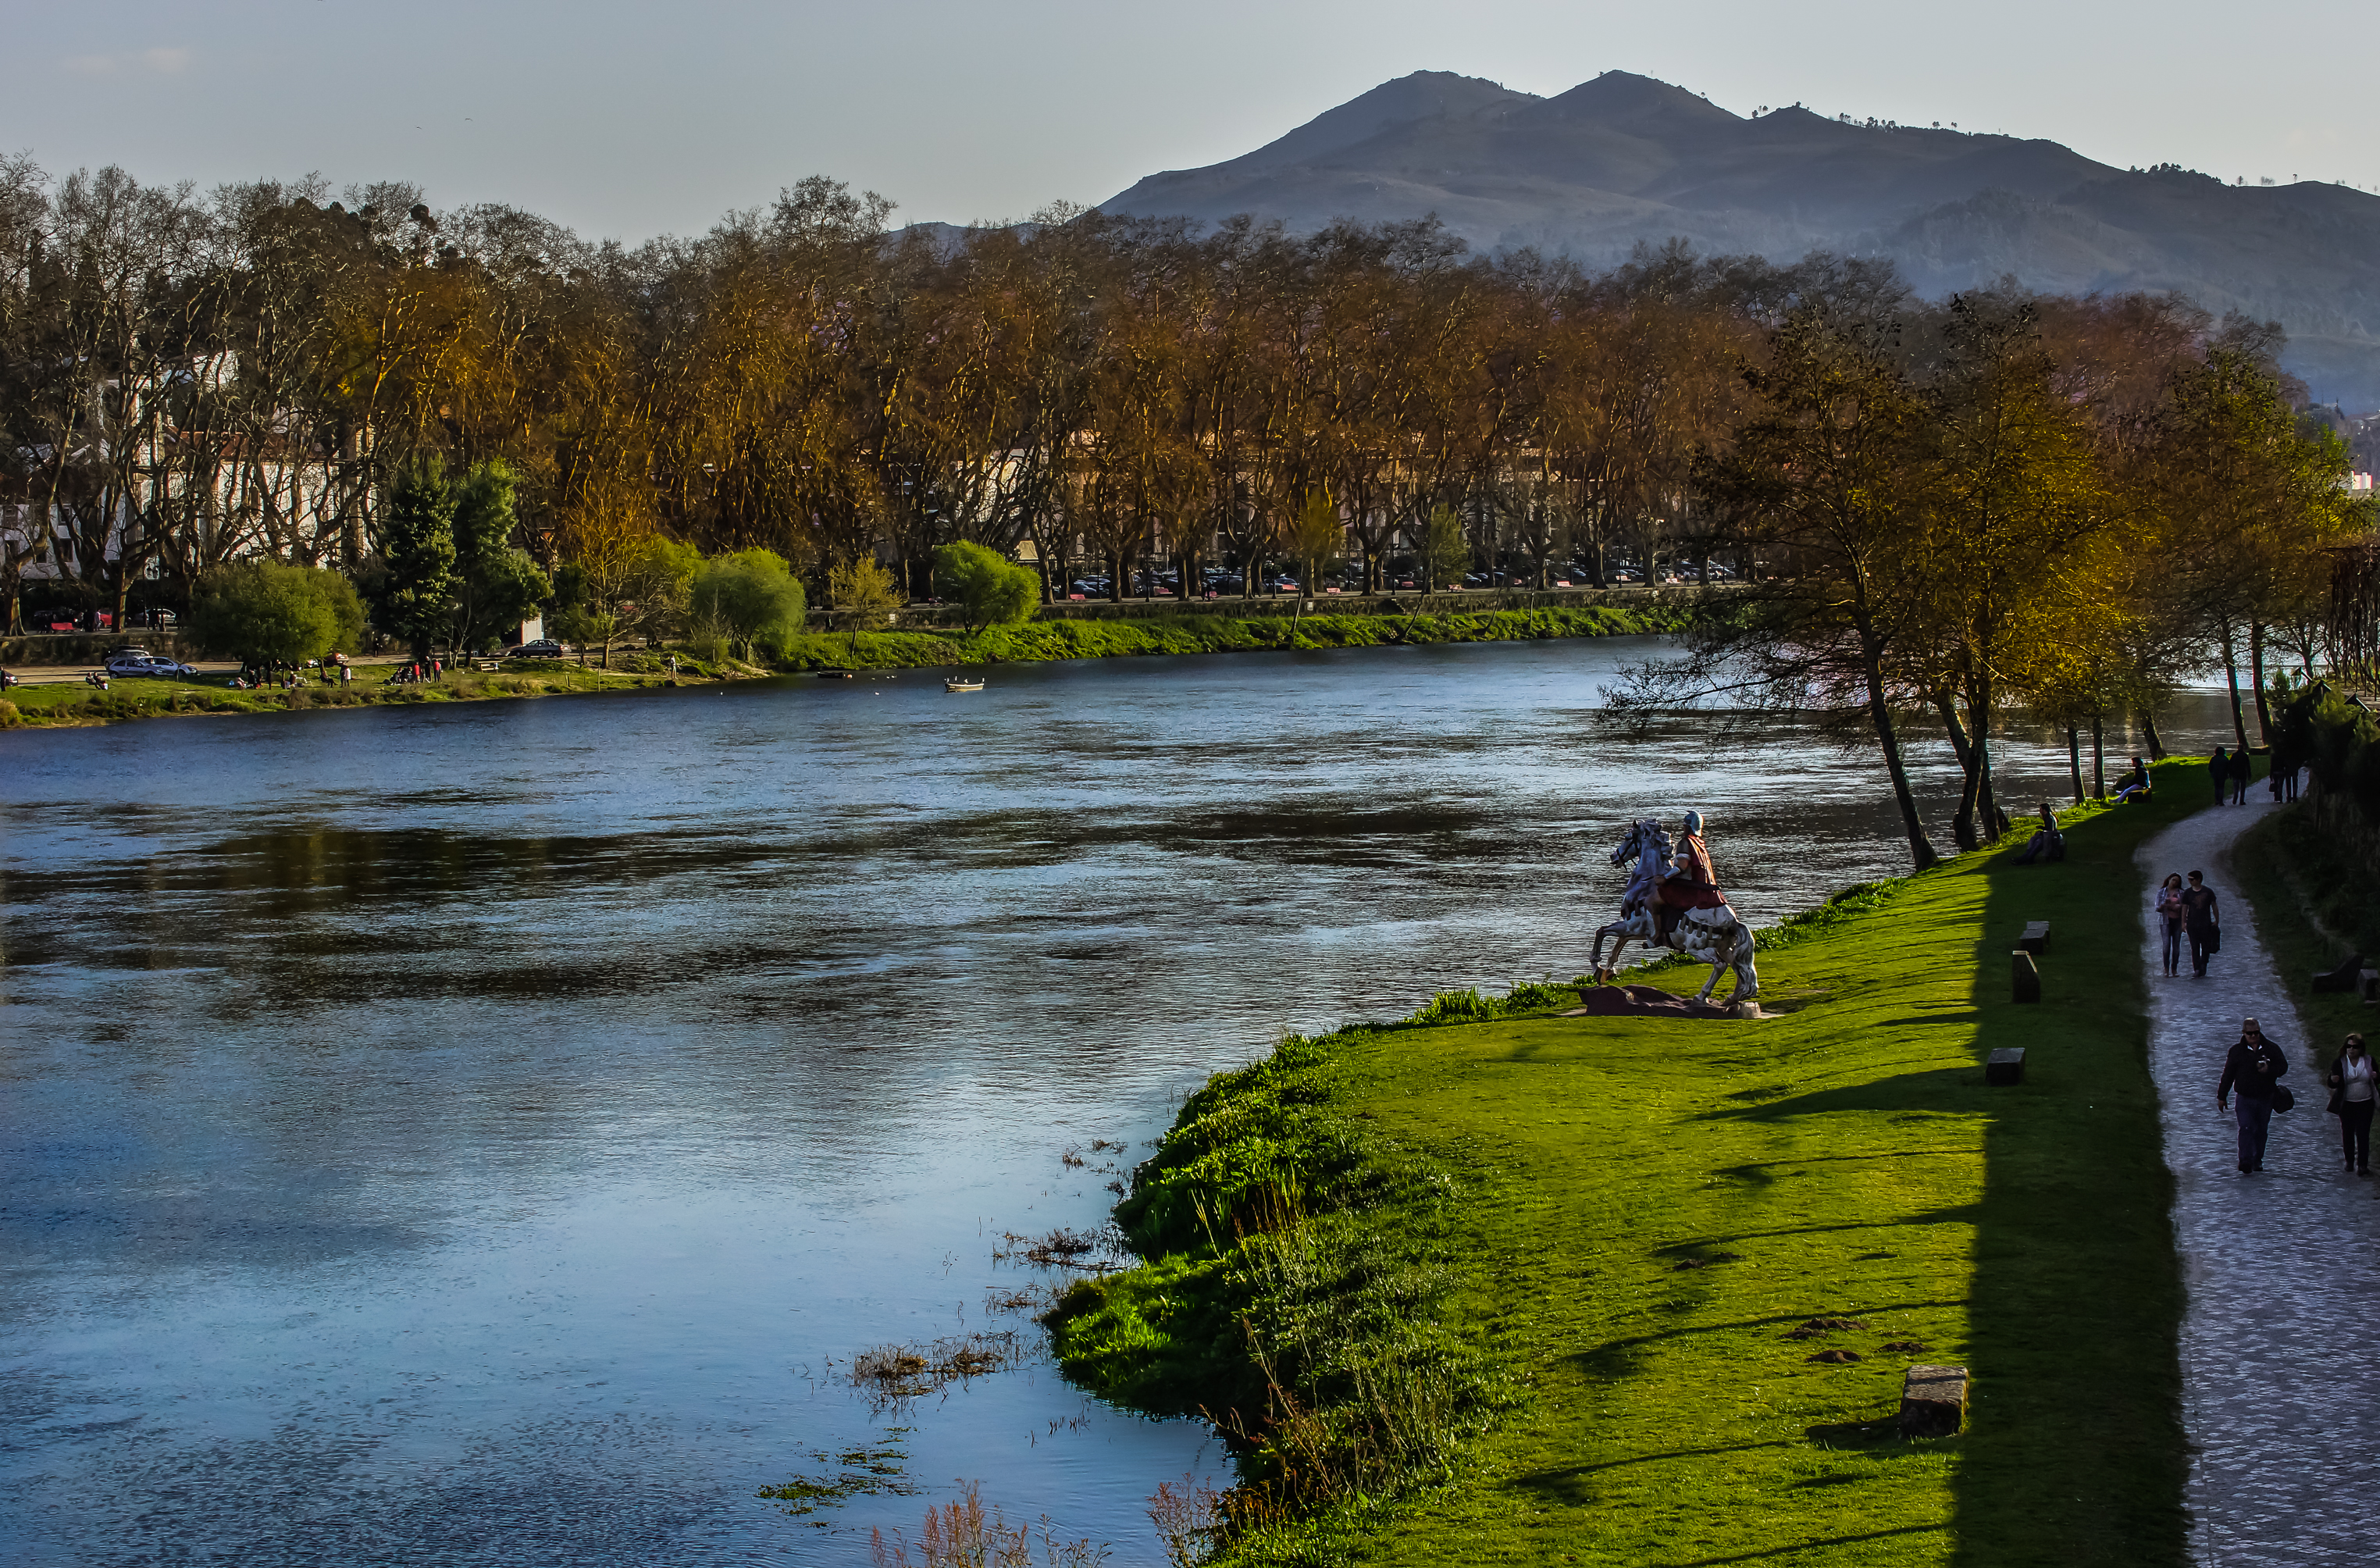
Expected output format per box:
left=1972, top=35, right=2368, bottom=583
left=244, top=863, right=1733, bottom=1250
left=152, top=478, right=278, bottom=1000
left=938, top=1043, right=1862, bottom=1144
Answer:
left=1947, top=767, right=2197, bottom=1567
left=1656, top=1522, right=1950, bottom=1565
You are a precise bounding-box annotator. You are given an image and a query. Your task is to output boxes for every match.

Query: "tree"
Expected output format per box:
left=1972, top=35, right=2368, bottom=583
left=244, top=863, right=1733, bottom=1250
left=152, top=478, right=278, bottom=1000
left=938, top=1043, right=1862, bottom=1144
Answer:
left=1283, top=489, right=1343, bottom=600
left=1416, top=503, right=1468, bottom=597
left=188, top=561, right=363, bottom=669
left=932, top=539, right=1038, bottom=634
left=689, top=547, right=806, bottom=660
left=373, top=458, right=459, bottom=661
left=1648, top=314, right=1943, bottom=871
left=827, top=555, right=904, bottom=658
left=450, top=461, right=553, bottom=654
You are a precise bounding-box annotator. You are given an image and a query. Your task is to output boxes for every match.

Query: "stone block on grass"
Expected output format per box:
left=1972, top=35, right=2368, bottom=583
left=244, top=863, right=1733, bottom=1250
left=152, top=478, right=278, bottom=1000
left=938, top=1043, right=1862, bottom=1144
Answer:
left=2018, top=921, right=2050, bottom=954
left=1986, top=1048, right=2025, bottom=1085
left=1900, top=1364, right=1968, bottom=1438
left=2011, top=950, right=2040, bottom=1003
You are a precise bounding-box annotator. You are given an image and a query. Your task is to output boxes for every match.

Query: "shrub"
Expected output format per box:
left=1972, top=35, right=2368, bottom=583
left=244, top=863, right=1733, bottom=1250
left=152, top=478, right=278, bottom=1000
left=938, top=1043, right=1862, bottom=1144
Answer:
left=690, top=548, right=806, bottom=657
left=932, top=540, right=1039, bottom=633
left=188, top=561, right=365, bottom=667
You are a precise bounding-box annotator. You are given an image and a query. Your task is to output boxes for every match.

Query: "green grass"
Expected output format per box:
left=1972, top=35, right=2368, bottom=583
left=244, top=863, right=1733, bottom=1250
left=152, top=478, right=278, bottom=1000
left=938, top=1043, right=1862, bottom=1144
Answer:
left=783, top=604, right=1686, bottom=671
left=1059, top=764, right=2210, bottom=1566
left=2236, top=800, right=2371, bottom=1050
left=0, top=657, right=690, bottom=727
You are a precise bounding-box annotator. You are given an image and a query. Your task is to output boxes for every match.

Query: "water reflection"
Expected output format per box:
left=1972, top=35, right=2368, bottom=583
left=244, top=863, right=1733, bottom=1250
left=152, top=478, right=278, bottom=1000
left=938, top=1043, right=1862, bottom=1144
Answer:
left=0, top=638, right=2245, bottom=1565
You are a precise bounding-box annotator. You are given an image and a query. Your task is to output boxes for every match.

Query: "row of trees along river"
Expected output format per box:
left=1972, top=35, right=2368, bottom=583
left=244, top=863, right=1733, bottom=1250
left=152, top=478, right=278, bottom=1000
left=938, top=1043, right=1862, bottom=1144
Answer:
left=2, top=162, right=2375, bottom=853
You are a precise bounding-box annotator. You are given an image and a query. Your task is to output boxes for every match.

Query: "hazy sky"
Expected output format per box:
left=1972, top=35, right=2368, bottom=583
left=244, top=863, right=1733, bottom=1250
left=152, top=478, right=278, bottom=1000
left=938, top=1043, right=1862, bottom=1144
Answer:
left=8, top=0, right=2375, bottom=241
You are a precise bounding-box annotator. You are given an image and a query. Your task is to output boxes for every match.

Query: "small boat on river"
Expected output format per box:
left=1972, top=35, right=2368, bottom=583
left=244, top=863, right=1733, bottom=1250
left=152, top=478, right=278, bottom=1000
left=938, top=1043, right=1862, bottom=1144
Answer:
left=944, top=677, right=985, bottom=693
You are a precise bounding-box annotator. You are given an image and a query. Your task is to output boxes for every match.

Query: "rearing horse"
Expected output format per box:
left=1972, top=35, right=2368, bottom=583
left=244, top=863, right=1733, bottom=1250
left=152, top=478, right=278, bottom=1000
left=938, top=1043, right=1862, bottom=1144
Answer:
left=1588, top=817, right=1760, bottom=1007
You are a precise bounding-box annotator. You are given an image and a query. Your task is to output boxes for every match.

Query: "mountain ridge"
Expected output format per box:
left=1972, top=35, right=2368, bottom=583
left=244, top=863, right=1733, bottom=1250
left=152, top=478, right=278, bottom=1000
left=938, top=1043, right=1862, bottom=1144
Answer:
left=1101, top=70, right=2380, bottom=409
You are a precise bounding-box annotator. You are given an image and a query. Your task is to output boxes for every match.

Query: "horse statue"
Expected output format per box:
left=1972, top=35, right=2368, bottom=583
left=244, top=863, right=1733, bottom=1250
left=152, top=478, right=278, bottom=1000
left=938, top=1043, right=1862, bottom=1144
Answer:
left=1588, top=817, right=1760, bottom=1009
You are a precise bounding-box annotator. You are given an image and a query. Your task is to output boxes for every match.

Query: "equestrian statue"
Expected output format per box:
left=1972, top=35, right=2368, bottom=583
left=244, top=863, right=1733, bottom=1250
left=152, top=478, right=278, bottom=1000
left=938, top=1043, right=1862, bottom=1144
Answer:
left=1587, top=811, right=1760, bottom=1009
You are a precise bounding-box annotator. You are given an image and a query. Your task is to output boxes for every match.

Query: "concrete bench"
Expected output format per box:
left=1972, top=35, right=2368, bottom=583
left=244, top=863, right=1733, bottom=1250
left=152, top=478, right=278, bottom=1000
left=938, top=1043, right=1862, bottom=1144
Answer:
left=1986, top=1048, right=2025, bottom=1085
left=2012, top=950, right=2041, bottom=1003
left=2017, top=921, right=2050, bottom=955
left=2363, top=970, right=2380, bottom=1007
left=2313, top=953, right=2367, bottom=993
left=1900, top=1364, right=1968, bottom=1438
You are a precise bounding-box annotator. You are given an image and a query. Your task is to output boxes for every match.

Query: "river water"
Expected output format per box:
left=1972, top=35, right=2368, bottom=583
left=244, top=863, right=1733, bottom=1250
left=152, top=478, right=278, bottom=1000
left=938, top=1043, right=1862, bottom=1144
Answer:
left=0, top=637, right=2247, bottom=1566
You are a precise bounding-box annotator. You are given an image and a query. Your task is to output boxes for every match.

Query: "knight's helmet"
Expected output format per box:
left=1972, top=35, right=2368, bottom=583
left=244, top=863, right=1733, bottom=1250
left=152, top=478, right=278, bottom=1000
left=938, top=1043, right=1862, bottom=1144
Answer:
left=1683, top=810, right=1705, bottom=836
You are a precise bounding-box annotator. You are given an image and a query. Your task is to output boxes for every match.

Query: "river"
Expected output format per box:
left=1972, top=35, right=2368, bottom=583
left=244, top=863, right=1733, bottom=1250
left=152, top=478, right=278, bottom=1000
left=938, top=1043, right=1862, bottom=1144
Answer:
left=0, top=636, right=2250, bottom=1565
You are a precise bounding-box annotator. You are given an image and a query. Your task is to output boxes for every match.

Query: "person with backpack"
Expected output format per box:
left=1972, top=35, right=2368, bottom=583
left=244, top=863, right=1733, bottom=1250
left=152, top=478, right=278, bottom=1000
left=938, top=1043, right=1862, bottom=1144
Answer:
left=2218, top=1017, right=2290, bottom=1174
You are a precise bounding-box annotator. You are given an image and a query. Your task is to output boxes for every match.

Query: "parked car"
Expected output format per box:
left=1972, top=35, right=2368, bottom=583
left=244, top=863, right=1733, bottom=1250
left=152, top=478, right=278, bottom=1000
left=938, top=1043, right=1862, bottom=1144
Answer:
left=104, top=654, right=195, bottom=679
left=506, top=639, right=566, bottom=658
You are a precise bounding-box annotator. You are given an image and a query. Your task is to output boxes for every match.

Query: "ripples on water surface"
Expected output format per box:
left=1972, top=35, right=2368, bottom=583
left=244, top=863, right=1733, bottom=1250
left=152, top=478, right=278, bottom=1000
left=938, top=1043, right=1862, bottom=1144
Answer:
left=0, top=637, right=2246, bottom=1564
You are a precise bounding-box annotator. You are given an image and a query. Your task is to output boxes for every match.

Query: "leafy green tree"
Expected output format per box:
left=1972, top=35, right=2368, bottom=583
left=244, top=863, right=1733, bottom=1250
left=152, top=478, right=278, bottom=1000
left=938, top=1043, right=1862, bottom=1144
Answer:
left=689, top=547, right=806, bottom=660
left=188, top=561, right=365, bottom=668
left=932, top=540, right=1038, bottom=634
left=827, top=556, right=904, bottom=658
left=450, top=461, right=552, bottom=654
left=374, top=458, right=459, bottom=661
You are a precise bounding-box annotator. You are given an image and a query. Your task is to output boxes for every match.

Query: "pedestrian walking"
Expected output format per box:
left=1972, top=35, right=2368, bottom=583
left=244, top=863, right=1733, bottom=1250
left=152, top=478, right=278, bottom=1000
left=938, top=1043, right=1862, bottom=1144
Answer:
left=2154, top=872, right=2188, bottom=976
left=2327, top=1034, right=2375, bottom=1176
left=2218, top=1016, right=2290, bottom=1174
left=2228, top=746, right=2253, bottom=804
left=2182, top=870, right=2221, bottom=977
left=2210, top=745, right=2230, bottom=805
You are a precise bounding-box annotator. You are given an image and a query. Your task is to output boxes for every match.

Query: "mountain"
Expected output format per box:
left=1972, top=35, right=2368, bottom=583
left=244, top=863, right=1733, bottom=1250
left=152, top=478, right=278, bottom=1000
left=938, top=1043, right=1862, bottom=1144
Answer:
left=1103, top=71, right=2380, bottom=410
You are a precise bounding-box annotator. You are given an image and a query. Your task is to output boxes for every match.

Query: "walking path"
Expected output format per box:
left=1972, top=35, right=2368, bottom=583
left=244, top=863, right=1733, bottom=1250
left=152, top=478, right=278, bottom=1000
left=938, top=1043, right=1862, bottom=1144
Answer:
left=2138, top=793, right=2380, bottom=1565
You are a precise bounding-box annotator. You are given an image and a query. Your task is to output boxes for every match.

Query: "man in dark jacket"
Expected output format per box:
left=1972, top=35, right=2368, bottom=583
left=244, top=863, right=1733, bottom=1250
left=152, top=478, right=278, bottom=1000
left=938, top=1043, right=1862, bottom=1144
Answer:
left=2210, top=746, right=2229, bottom=804
left=2218, top=1017, right=2289, bottom=1174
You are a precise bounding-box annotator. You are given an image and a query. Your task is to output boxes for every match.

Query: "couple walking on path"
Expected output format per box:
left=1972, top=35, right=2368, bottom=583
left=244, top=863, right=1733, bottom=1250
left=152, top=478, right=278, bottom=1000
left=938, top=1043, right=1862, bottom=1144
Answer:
left=2154, top=869, right=2223, bottom=976
left=2207, top=1017, right=2376, bottom=1176
left=2137, top=793, right=2380, bottom=1563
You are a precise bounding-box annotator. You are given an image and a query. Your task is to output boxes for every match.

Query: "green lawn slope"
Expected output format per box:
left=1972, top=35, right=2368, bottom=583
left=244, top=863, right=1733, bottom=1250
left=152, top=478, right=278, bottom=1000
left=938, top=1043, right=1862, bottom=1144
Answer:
left=1057, top=764, right=2211, bottom=1566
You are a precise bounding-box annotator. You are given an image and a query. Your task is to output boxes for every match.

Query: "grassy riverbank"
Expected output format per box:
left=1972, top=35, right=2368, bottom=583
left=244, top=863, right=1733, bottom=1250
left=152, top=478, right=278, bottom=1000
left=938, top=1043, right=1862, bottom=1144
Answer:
left=786, top=603, right=1687, bottom=671
left=0, top=655, right=704, bottom=728
left=1054, top=764, right=2207, bottom=1565
left=1, top=604, right=1683, bottom=729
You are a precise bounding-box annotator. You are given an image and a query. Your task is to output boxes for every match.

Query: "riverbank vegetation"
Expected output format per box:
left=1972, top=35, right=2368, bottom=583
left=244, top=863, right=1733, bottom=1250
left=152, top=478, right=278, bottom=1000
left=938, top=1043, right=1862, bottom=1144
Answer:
left=1054, top=764, right=2204, bottom=1565
left=2, top=165, right=2368, bottom=799
left=0, top=603, right=1683, bottom=726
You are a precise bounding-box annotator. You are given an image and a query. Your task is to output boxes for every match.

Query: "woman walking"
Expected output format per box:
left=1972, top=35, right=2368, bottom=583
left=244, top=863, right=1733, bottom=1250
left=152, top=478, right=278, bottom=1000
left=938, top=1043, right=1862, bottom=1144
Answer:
left=2328, top=1034, right=2376, bottom=1175
left=2210, top=745, right=2230, bottom=805
left=2155, top=873, right=2188, bottom=977
left=2182, top=870, right=2221, bottom=977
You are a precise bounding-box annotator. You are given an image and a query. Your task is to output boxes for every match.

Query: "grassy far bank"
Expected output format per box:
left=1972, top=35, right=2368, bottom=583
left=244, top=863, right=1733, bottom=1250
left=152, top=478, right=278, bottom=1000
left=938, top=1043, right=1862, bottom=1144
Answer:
left=787, top=603, right=1690, bottom=671
left=0, top=604, right=1686, bottom=729
left=0, top=654, right=703, bottom=728
left=1053, top=761, right=2217, bottom=1566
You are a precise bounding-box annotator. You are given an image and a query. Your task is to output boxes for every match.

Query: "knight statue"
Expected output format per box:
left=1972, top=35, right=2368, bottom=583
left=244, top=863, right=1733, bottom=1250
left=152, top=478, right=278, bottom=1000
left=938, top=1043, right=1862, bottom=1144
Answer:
left=1590, top=811, right=1759, bottom=1010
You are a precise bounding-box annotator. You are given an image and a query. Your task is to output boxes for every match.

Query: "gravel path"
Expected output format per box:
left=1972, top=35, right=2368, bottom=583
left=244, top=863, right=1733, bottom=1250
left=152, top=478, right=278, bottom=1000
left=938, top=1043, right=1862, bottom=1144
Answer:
left=2137, top=791, right=2380, bottom=1565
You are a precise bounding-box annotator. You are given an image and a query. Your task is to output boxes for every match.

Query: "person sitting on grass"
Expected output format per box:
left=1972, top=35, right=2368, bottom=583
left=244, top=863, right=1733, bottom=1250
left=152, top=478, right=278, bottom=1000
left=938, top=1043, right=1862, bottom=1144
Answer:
left=2111, top=755, right=2153, bottom=803
left=2012, top=801, right=2064, bottom=864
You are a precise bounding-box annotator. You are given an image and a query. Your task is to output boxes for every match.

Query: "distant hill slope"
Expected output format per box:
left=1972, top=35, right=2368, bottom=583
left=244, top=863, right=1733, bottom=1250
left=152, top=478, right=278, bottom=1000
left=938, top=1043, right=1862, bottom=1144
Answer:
left=1103, top=70, right=2380, bottom=410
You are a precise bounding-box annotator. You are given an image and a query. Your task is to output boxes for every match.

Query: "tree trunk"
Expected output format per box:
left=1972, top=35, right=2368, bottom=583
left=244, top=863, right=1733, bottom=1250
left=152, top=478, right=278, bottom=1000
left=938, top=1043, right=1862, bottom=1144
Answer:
left=2250, top=621, right=2272, bottom=742
left=2066, top=726, right=2084, bottom=804
left=1935, top=692, right=1981, bottom=851
left=2218, top=620, right=2250, bottom=750
left=1861, top=618, right=1940, bottom=871
left=2141, top=708, right=2167, bottom=760
left=2090, top=714, right=2105, bottom=798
